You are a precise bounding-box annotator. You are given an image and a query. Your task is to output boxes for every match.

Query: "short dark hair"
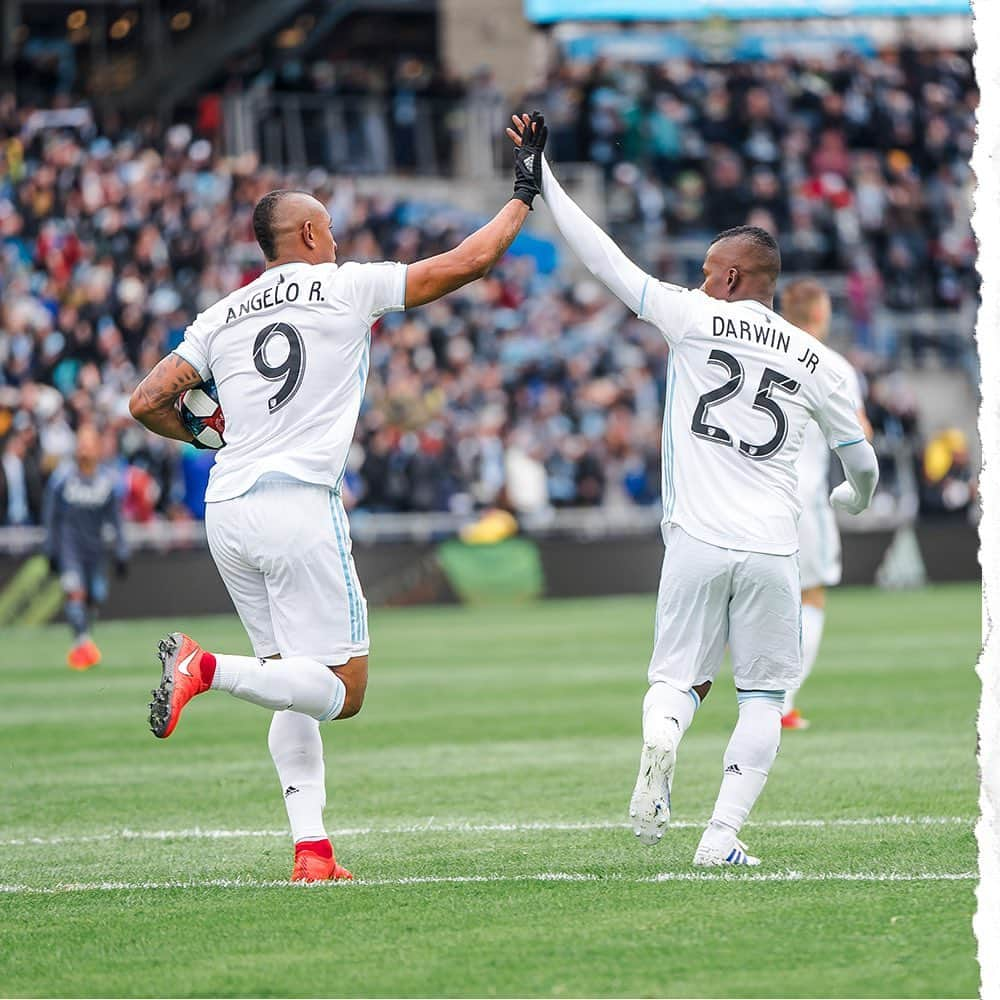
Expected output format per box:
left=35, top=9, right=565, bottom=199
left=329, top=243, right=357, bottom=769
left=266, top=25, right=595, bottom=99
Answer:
left=709, top=225, right=781, bottom=280
left=252, top=189, right=309, bottom=261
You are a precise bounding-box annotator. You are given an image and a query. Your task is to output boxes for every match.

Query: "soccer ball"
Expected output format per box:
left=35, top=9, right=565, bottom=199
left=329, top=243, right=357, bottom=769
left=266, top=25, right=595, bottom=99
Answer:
left=178, top=378, right=226, bottom=449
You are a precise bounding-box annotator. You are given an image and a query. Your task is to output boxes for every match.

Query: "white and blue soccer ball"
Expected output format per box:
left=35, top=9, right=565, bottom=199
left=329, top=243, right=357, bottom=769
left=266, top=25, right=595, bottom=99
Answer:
left=178, top=378, right=226, bottom=450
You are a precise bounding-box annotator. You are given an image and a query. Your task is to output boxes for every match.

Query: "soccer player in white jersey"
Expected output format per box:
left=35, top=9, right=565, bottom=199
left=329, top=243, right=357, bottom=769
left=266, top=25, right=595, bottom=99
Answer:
left=779, top=279, right=873, bottom=731
left=129, top=115, right=549, bottom=882
left=508, top=114, right=878, bottom=866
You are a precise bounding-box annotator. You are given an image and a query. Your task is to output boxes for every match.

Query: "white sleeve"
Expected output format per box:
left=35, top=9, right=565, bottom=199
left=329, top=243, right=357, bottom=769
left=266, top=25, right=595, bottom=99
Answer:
left=172, top=311, right=213, bottom=381
left=831, top=440, right=879, bottom=515
left=339, top=261, right=408, bottom=325
left=814, top=374, right=868, bottom=451
left=540, top=156, right=648, bottom=316
left=636, top=280, right=704, bottom=346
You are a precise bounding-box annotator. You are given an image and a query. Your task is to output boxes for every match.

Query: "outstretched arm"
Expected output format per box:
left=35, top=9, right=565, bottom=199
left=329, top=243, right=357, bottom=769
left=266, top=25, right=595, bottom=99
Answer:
left=403, top=199, right=530, bottom=309
left=507, top=114, right=650, bottom=314
left=129, top=353, right=202, bottom=442
left=404, top=112, right=549, bottom=310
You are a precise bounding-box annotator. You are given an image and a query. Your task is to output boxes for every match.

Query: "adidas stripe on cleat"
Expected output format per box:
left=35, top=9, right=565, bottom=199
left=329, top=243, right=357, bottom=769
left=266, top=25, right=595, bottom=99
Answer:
left=693, top=837, right=761, bottom=867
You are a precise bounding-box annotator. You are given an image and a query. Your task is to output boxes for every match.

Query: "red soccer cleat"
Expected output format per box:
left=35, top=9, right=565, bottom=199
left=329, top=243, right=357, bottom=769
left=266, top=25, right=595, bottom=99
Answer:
left=292, top=839, right=353, bottom=882
left=148, top=632, right=213, bottom=739
left=67, top=638, right=101, bottom=670
left=781, top=708, right=811, bottom=730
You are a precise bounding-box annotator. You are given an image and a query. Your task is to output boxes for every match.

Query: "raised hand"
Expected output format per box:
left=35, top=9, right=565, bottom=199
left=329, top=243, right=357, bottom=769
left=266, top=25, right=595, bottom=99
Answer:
left=507, top=111, right=548, bottom=209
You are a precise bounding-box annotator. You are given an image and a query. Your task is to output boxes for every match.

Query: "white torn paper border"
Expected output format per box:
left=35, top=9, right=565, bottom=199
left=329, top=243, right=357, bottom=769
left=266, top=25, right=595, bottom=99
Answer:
left=972, top=2, right=998, bottom=997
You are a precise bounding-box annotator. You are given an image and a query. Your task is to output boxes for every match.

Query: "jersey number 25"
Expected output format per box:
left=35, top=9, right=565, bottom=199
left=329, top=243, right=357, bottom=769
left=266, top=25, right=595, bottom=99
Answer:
left=691, top=349, right=800, bottom=461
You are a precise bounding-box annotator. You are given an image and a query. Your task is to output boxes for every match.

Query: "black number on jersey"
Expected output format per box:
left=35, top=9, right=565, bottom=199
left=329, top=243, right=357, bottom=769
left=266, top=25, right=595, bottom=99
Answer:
left=252, top=322, right=306, bottom=413
left=690, top=350, right=800, bottom=461
left=690, top=350, right=743, bottom=446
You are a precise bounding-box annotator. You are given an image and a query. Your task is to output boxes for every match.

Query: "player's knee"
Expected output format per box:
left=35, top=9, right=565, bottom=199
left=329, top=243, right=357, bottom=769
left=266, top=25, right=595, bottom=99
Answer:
left=330, top=656, right=367, bottom=720
left=338, top=685, right=366, bottom=719
left=693, top=679, right=713, bottom=702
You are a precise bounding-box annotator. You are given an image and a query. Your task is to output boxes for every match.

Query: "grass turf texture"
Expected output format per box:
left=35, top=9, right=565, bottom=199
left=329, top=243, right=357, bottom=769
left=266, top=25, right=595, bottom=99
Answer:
left=0, top=584, right=980, bottom=998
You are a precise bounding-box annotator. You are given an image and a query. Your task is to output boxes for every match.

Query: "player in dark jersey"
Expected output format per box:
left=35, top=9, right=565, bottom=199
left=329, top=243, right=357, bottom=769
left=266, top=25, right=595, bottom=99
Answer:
left=43, top=424, right=129, bottom=669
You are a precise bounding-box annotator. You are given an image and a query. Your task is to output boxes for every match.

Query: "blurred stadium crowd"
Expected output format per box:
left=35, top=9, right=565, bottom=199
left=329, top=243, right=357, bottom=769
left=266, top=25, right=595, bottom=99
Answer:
left=0, top=42, right=978, bottom=526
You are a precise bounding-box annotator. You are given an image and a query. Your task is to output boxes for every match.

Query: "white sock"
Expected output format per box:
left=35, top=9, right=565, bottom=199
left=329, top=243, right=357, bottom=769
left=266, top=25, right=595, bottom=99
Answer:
left=268, top=710, right=328, bottom=843
left=211, top=654, right=345, bottom=721
left=642, top=682, right=699, bottom=788
left=699, top=692, right=783, bottom=853
left=784, top=604, right=825, bottom=714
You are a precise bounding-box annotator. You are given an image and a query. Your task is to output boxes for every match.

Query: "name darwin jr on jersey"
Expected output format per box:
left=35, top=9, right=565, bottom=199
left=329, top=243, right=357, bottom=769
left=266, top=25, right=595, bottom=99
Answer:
left=639, top=280, right=866, bottom=555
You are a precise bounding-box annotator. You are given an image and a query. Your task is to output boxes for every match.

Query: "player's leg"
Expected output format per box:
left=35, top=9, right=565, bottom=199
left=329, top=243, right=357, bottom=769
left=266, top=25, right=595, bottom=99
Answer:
left=268, top=705, right=352, bottom=881
left=782, top=585, right=825, bottom=726
left=258, top=484, right=371, bottom=880
left=60, top=561, right=94, bottom=670
left=148, top=493, right=352, bottom=737
left=695, top=551, right=801, bottom=866
left=631, top=527, right=730, bottom=845
left=79, top=562, right=109, bottom=667
left=785, top=502, right=840, bottom=727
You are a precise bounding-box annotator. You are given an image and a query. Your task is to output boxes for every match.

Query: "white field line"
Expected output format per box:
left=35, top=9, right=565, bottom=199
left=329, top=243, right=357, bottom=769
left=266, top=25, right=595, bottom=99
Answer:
left=0, top=870, right=977, bottom=896
left=0, top=814, right=974, bottom=848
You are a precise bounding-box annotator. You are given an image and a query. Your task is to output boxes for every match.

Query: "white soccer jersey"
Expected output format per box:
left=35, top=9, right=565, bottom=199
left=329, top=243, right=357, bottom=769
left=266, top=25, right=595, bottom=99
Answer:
left=796, top=348, right=865, bottom=502
left=173, top=260, right=407, bottom=503
left=638, top=281, right=867, bottom=556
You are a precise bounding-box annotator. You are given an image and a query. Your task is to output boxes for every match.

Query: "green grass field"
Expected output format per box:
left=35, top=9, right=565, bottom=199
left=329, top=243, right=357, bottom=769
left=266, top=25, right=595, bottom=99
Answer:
left=0, top=584, right=981, bottom=998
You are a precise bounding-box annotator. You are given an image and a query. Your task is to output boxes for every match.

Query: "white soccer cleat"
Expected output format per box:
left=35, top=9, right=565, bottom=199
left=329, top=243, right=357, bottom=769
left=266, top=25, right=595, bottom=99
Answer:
left=628, top=737, right=676, bottom=846
left=692, top=838, right=761, bottom=867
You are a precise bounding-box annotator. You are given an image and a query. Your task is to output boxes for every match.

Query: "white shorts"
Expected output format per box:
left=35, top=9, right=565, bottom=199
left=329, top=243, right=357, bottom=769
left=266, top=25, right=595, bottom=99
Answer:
left=205, top=476, right=368, bottom=665
left=797, top=492, right=842, bottom=591
left=648, top=526, right=802, bottom=693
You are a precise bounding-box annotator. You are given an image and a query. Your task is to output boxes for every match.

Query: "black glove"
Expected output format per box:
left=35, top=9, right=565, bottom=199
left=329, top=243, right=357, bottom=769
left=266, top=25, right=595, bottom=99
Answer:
left=47, top=554, right=60, bottom=577
left=512, top=111, right=548, bottom=209
left=115, top=557, right=129, bottom=580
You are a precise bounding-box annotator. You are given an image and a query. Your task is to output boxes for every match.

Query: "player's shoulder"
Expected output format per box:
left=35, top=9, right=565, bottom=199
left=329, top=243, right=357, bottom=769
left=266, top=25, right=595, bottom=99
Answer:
left=645, top=281, right=712, bottom=311
left=821, top=343, right=858, bottom=381
left=639, top=281, right=713, bottom=333
left=809, top=338, right=858, bottom=388
left=335, top=259, right=401, bottom=282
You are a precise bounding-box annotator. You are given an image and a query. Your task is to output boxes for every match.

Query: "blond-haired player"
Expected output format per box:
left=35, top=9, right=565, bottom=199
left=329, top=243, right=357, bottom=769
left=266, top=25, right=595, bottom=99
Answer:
left=780, top=279, right=872, bottom=730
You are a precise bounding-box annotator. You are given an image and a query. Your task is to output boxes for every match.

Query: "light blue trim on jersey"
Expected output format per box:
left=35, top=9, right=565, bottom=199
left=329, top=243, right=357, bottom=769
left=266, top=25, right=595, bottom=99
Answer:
left=337, top=498, right=366, bottom=642
left=688, top=688, right=701, bottom=710
left=661, top=354, right=678, bottom=521
left=335, top=333, right=373, bottom=492
left=334, top=496, right=368, bottom=643
left=639, top=276, right=650, bottom=317
left=835, top=437, right=865, bottom=449
left=329, top=493, right=360, bottom=643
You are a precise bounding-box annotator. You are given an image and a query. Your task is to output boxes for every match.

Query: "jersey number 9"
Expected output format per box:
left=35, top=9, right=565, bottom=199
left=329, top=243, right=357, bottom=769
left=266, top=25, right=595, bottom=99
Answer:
left=253, top=322, right=306, bottom=414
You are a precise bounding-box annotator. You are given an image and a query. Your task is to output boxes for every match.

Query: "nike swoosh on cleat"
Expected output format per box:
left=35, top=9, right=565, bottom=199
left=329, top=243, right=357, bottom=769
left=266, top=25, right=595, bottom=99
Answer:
left=176, top=650, right=198, bottom=678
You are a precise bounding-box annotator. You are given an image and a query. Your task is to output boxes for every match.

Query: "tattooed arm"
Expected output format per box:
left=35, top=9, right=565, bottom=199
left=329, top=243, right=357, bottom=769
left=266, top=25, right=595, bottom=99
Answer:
left=129, top=353, right=203, bottom=442
left=403, top=199, right=529, bottom=309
